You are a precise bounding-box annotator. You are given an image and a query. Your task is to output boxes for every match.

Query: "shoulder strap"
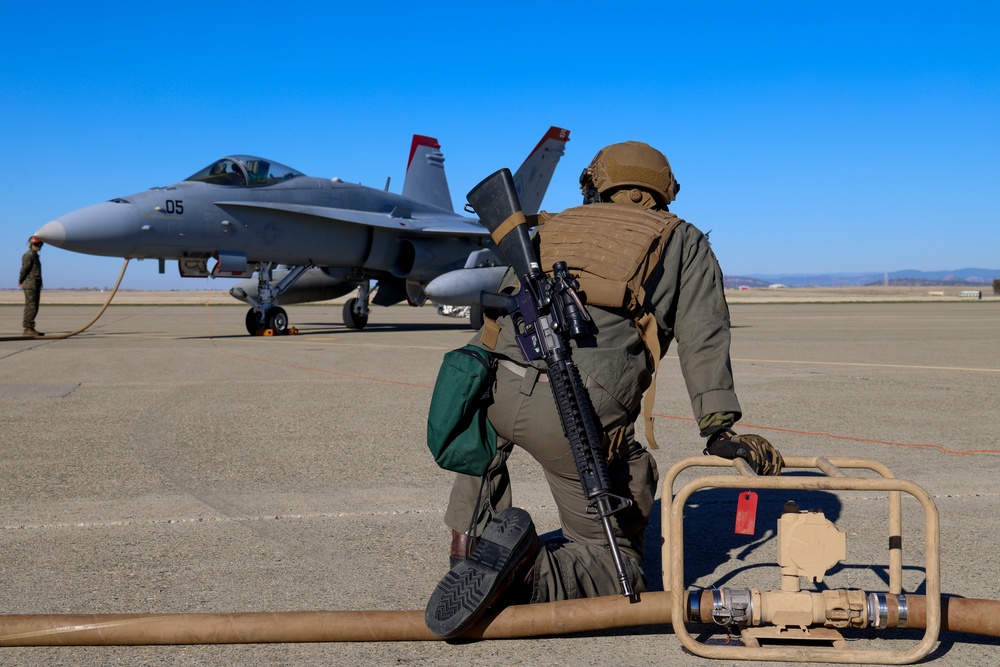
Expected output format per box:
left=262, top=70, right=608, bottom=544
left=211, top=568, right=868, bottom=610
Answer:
left=636, top=311, right=661, bottom=449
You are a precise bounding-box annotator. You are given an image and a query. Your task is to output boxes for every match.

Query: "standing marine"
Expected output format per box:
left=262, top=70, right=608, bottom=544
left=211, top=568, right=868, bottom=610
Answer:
left=19, top=235, right=44, bottom=337
left=424, top=141, right=783, bottom=639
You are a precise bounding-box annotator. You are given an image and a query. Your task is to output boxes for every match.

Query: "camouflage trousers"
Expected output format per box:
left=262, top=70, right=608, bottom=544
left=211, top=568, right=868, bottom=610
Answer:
left=22, top=288, right=40, bottom=329
left=443, top=362, right=658, bottom=602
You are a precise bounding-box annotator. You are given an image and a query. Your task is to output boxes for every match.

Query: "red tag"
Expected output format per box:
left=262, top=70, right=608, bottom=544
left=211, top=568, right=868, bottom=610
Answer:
left=735, top=491, right=758, bottom=535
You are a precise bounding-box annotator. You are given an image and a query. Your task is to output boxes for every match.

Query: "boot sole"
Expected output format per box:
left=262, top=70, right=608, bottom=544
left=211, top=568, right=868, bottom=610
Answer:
left=425, top=507, right=535, bottom=639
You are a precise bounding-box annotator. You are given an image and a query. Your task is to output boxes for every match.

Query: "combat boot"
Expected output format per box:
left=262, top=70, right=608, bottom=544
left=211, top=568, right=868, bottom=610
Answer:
left=426, top=507, right=540, bottom=639
left=23, top=328, right=44, bottom=337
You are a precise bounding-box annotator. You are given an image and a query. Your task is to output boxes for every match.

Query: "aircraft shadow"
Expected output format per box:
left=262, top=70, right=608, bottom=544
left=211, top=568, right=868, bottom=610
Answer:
left=177, top=320, right=476, bottom=340
left=296, top=321, right=476, bottom=333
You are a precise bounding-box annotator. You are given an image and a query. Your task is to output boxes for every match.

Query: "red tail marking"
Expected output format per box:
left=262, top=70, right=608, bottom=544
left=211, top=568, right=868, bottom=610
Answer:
left=527, top=126, right=570, bottom=159
left=408, top=134, right=441, bottom=171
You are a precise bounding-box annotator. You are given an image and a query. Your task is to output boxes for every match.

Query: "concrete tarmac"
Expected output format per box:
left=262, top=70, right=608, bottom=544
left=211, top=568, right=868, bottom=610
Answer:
left=0, top=300, right=998, bottom=666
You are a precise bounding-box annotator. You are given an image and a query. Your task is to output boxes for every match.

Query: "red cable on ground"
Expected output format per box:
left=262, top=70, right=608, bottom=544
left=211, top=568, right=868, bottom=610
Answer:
left=202, top=302, right=998, bottom=456
left=652, top=413, right=1000, bottom=456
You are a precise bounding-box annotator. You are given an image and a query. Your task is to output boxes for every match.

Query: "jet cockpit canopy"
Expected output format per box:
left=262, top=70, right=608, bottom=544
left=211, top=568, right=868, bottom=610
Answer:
left=185, top=155, right=304, bottom=187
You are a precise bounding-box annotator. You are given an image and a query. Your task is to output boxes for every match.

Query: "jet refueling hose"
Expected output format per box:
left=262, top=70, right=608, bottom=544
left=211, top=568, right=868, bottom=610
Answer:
left=0, top=591, right=997, bottom=646
left=5, top=259, right=130, bottom=341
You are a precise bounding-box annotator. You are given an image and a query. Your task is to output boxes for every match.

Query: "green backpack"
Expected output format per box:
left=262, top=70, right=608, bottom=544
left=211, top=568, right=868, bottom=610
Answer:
left=426, top=345, right=498, bottom=476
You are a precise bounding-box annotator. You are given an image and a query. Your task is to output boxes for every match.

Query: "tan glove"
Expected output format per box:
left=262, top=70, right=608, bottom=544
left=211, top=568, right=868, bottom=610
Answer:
left=705, top=431, right=784, bottom=476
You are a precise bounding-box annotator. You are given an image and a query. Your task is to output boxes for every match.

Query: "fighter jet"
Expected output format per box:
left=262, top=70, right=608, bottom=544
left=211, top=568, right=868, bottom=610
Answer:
left=35, top=127, right=570, bottom=334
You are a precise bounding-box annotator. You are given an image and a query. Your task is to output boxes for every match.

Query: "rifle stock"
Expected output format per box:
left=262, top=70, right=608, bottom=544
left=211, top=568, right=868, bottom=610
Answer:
left=466, top=168, right=538, bottom=282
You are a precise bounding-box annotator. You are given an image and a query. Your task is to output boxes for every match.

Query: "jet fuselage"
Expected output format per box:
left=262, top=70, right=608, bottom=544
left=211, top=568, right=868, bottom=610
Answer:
left=33, top=128, right=570, bottom=333
left=37, top=162, right=487, bottom=282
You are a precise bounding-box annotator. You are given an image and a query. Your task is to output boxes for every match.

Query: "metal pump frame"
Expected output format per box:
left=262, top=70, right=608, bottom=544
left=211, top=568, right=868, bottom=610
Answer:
left=661, top=455, right=941, bottom=664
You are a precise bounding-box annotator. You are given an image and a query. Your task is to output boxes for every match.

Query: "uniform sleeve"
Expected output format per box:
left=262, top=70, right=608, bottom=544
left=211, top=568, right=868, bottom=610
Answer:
left=19, top=253, right=33, bottom=285
left=646, top=222, right=742, bottom=423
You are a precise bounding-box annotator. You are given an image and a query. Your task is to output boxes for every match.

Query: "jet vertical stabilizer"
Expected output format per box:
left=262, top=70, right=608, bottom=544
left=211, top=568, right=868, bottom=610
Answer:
left=402, top=135, right=454, bottom=212
left=512, top=126, right=570, bottom=215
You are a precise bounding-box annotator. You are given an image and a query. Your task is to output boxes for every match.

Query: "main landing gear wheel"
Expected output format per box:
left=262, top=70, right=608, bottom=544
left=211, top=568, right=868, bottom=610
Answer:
left=469, top=304, right=485, bottom=331
left=342, top=298, right=369, bottom=330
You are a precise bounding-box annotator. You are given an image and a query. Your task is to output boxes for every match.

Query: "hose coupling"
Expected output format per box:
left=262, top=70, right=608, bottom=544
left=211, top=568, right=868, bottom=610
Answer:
left=868, top=592, right=908, bottom=629
left=711, top=588, right=754, bottom=627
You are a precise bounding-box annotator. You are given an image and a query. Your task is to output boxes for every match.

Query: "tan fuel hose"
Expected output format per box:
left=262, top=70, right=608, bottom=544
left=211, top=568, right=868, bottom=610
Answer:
left=5, top=259, right=130, bottom=341
left=0, top=592, right=997, bottom=646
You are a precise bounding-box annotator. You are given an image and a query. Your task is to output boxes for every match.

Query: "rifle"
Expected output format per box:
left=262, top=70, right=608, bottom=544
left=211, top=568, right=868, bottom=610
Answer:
left=466, top=168, right=640, bottom=603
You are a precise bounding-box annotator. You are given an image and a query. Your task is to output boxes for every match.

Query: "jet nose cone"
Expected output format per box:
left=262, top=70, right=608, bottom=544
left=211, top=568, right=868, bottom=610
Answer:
left=35, top=220, right=67, bottom=246
left=45, top=200, right=140, bottom=257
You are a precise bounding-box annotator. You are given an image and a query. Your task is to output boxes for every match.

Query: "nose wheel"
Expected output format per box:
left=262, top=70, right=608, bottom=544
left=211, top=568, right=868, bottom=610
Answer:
left=267, top=307, right=289, bottom=334
left=246, top=308, right=265, bottom=335
left=245, top=306, right=290, bottom=335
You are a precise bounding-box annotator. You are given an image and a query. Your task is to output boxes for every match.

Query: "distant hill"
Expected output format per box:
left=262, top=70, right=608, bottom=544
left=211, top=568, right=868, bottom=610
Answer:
left=725, top=268, right=999, bottom=288
left=725, top=276, right=771, bottom=288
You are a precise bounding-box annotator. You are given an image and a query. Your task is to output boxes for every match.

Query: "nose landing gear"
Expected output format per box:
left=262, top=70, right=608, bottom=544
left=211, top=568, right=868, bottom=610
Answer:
left=246, top=306, right=292, bottom=336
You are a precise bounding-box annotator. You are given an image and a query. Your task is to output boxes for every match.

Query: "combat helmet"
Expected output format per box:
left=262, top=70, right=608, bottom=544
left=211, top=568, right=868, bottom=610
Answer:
left=579, top=141, right=679, bottom=207
left=28, top=235, right=42, bottom=248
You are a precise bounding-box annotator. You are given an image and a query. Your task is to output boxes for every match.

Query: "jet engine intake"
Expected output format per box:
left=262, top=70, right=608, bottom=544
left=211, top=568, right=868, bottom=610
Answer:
left=390, top=239, right=436, bottom=279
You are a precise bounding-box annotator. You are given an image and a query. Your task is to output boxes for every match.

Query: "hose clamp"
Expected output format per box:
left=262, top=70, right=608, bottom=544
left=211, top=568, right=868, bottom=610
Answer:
left=711, top=589, right=729, bottom=625
left=688, top=589, right=701, bottom=624
left=868, top=592, right=889, bottom=628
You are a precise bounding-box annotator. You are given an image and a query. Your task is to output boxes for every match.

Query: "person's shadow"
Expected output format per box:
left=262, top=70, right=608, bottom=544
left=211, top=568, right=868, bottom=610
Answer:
left=645, top=487, right=843, bottom=591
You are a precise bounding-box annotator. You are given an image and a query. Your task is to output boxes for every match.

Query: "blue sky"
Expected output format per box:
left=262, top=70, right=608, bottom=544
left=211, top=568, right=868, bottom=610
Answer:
left=2, top=2, right=998, bottom=290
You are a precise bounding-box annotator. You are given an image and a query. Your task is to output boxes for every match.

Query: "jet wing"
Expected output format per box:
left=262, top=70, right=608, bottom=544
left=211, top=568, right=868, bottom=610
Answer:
left=215, top=201, right=489, bottom=236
